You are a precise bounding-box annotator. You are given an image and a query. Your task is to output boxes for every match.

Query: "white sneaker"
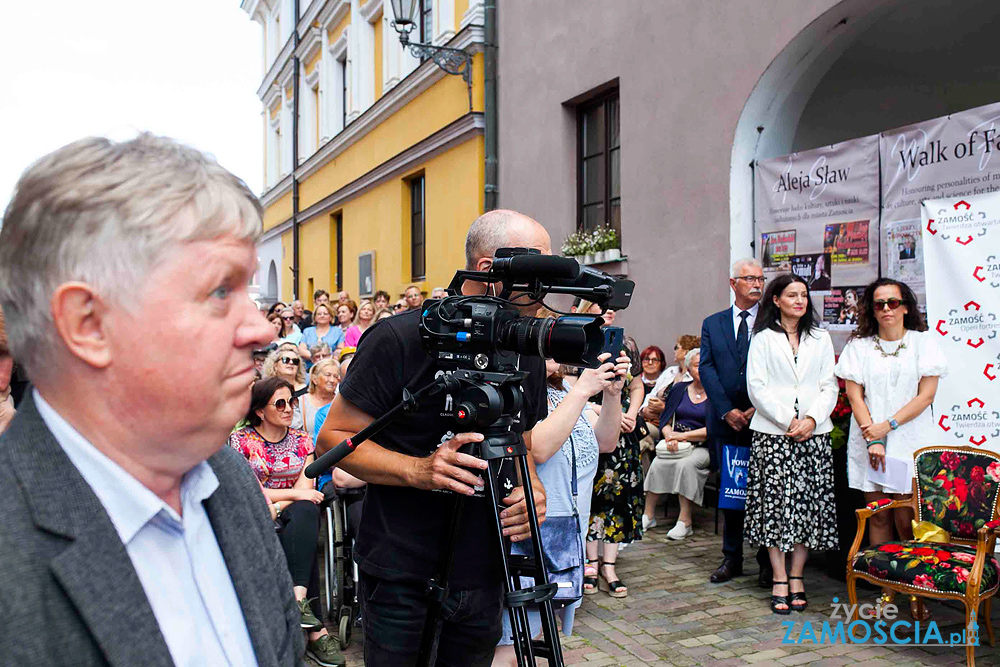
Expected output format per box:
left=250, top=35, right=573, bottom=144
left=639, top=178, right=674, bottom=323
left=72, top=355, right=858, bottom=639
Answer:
left=666, top=521, right=693, bottom=541
left=641, top=514, right=657, bottom=531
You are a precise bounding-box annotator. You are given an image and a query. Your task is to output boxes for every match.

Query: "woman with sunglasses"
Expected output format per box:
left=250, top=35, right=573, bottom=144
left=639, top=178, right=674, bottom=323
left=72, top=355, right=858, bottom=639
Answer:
left=228, top=377, right=344, bottom=666
left=834, top=278, right=946, bottom=620
left=276, top=307, right=303, bottom=346
left=262, top=343, right=308, bottom=429
left=299, top=303, right=345, bottom=364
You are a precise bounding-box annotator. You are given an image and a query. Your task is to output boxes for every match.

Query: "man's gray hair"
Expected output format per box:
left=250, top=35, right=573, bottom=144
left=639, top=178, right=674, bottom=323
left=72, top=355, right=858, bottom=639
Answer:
left=465, top=209, right=527, bottom=269
left=0, top=132, right=262, bottom=378
left=683, top=347, right=700, bottom=371
left=731, top=257, right=762, bottom=278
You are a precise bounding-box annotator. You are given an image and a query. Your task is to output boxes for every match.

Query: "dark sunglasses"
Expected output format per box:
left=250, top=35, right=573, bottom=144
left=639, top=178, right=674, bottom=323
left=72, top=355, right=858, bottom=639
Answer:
left=270, top=396, right=299, bottom=411
left=281, top=315, right=294, bottom=320
left=393, top=304, right=404, bottom=310
left=279, top=356, right=301, bottom=366
left=874, top=298, right=902, bottom=310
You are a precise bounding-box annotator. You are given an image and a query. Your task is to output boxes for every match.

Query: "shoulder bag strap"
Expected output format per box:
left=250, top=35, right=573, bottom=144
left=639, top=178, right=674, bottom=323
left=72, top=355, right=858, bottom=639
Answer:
left=567, top=432, right=579, bottom=520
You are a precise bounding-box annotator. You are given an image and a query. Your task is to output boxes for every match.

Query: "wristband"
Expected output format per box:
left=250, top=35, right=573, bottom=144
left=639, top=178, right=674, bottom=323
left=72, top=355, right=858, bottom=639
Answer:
left=867, top=439, right=885, bottom=450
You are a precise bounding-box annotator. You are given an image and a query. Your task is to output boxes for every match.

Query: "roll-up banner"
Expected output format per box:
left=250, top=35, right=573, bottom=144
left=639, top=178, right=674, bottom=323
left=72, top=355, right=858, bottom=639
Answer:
left=921, top=193, right=1000, bottom=453
left=754, top=135, right=880, bottom=351
left=881, top=101, right=1000, bottom=303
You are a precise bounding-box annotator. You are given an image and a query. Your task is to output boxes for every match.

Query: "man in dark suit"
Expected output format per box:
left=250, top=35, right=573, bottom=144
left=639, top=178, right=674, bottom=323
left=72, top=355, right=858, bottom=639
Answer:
left=0, top=134, right=307, bottom=666
left=699, top=258, right=772, bottom=585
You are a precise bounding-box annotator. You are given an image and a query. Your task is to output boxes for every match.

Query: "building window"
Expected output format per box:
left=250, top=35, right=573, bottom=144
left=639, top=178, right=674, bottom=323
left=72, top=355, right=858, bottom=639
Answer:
left=420, top=0, right=434, bottom=43
left=410, top=175, right=426, bottom=281
left=577, top=91, right=620, bottom=234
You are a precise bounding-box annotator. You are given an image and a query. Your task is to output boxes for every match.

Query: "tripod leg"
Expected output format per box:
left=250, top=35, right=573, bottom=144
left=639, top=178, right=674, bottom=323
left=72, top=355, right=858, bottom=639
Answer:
left=514, top=454, right=565, bottom=667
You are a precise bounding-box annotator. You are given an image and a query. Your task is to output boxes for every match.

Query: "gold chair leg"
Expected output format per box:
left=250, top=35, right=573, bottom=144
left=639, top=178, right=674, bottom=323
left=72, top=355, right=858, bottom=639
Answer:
left=965, top=602, right=976, bottom=667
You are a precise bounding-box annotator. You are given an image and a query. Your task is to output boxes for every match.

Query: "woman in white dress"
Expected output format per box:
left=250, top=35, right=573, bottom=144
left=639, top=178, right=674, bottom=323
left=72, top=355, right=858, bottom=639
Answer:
left=834, top=278, right=947, bottom=619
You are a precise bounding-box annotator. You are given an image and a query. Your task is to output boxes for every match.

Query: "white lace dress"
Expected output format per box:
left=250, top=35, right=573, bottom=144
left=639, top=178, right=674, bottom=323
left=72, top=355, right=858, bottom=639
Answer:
left=834, top=330, right=948, bottom=492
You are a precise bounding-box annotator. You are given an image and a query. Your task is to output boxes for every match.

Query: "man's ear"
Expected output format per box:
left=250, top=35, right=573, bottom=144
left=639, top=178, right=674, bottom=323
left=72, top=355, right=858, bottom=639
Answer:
left=50, top=282, right=113, bottom=369
left=476, top=257, right=492, bottom=273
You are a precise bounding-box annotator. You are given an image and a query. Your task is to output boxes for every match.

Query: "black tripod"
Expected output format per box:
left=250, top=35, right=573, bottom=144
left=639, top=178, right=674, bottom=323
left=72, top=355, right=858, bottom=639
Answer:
left=305, top=369, right=565, bottom=667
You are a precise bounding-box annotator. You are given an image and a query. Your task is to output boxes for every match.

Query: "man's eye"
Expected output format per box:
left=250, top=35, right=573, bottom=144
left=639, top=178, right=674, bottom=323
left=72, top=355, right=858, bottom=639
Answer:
left=212, top=286, right=231, bottom=300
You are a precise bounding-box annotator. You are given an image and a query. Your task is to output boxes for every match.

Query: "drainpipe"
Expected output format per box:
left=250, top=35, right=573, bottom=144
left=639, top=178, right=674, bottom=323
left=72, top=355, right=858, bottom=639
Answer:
left=483, top=0, right=498, bottom=212
left=291, top=0, right=301, bottom=300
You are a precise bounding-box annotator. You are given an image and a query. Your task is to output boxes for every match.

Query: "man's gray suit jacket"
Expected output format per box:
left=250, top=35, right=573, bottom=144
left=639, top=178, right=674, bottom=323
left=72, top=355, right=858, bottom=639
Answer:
left=0, top=393, right=305, bottom=666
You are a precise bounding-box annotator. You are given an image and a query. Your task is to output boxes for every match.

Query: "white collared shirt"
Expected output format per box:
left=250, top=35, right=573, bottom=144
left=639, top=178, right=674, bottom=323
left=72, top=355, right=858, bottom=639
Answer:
left=34, top=390, right=258, bottom=667
left=731, top=302, right=759, bottom=339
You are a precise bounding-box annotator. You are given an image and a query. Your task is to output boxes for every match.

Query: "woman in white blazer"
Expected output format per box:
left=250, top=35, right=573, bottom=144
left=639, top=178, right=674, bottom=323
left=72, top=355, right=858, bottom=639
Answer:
left=744, top=273, right=839, bottom=616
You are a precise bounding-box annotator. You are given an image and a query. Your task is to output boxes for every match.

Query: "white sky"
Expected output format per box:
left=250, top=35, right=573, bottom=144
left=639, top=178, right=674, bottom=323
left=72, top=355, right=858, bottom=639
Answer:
left=0, top=0, right=263, bottom=210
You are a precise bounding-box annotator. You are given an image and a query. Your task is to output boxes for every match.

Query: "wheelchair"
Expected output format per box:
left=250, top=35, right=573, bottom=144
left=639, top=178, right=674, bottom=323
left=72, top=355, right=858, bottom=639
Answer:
left=317, top=482, right=364, bottom=648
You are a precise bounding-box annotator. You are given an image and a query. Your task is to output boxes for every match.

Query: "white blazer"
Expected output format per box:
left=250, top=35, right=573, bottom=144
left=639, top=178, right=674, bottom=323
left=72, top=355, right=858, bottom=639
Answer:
left=747, top=326, right=838, bottom=436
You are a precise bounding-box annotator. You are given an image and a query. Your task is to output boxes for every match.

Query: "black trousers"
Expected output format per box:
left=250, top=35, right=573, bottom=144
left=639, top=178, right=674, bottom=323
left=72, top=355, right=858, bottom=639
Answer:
left=278, top=499, right=321, bottom=587
left=359, top=571, right=504, bottom=667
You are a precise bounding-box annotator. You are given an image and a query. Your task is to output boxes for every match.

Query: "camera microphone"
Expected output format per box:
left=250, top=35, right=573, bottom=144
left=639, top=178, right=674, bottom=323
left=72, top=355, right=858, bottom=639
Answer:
left=491, top=254, right=580, bottom=282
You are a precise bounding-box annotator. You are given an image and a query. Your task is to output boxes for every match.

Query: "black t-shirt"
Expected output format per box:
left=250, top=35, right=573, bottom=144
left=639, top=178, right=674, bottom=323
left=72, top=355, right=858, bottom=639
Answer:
left=338, top=309, right=546, bottom=588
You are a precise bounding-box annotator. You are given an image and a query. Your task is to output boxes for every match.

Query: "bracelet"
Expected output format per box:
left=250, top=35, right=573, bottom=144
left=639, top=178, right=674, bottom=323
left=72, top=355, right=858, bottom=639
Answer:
left=867, top=439, right=885, bottom=450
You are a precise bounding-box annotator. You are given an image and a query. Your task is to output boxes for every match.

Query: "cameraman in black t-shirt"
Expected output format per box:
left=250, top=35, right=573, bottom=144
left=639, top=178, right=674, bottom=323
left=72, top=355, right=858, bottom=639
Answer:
left=317, top=210, right=552, bottom=667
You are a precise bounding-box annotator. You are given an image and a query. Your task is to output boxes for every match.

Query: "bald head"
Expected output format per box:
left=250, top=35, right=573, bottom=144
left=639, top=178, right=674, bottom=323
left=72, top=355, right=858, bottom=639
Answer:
left=465, top=209, right=551, bottom=270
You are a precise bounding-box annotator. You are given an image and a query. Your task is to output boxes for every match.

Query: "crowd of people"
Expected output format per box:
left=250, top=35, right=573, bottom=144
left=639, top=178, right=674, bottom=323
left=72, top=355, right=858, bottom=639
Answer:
left=0, top=133, right=955, bottom=667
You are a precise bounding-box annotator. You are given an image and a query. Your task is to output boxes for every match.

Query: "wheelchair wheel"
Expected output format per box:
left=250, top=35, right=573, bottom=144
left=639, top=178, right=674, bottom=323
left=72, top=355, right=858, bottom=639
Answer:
left=338, top=609, right=353, bottom=647
left=320, top=503, right=343, bottom=622
left=332, top=498, right=346, bottom=613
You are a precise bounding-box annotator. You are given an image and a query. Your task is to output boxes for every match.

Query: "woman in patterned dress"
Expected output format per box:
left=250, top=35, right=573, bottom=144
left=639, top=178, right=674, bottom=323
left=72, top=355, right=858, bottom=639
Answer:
left=229, top=377, right=343, bottom=665
left=745, top=274, right=839, bottom=615
left=581, top=308, right=645, bottom=598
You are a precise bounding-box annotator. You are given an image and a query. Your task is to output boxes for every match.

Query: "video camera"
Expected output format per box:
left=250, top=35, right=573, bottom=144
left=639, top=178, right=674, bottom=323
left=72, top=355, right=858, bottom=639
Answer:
left=419, top=247, right=633, bottom=375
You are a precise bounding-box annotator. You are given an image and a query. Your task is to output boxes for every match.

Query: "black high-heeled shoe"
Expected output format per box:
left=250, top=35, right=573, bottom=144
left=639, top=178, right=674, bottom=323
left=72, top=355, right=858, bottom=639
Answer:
left=789, top=576, right=808, bottom=612
left=770, top=581, right=791, bottom=615
left=583, top=559, right=599, bottom=595
left=598, top=562, right=627, bottom=598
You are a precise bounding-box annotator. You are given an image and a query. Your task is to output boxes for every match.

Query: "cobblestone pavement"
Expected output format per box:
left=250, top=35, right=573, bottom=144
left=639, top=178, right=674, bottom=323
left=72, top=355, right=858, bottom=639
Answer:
left=318, top=504, right=999, bottom=666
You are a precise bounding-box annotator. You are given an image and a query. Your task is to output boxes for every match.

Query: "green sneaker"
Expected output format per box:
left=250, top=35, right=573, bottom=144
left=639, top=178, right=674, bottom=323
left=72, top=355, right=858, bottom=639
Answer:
left=298, top=597, right=322, bottom=630
left=306, top=633, right=346, bottom=667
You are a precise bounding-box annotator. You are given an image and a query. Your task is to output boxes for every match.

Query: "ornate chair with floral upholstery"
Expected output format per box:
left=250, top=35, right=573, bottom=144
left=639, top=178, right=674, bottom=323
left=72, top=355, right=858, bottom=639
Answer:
left=846, top=445, right=1000, bottom=667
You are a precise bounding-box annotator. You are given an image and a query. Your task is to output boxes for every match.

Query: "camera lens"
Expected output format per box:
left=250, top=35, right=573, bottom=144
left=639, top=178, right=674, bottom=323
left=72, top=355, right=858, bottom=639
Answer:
left=496, top=314, right=604, bottom=367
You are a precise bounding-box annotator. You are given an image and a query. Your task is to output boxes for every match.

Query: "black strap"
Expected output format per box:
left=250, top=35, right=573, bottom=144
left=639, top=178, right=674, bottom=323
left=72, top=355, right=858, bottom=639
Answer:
left=567, top=432, right=579, bottom=520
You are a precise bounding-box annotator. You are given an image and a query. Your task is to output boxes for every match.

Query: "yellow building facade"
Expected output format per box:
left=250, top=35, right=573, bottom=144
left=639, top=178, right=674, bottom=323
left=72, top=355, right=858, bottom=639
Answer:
left=243, top=0, right=486, bottom=308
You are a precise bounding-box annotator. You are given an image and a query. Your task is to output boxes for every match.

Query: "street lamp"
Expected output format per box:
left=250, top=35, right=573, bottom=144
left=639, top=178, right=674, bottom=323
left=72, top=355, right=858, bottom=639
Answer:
left=389, top=0, right=473, bottom=110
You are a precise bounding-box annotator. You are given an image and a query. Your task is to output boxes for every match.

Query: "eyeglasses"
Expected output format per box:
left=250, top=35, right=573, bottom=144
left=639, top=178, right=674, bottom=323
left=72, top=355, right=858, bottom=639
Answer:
left=874, top=298, right=902, bottom=310
left=393, top=304, right=404, bottom=310
left=642, top=357, right=663, bottom=363
left=282, top=315, right=294, bottom=320
left=279, top=356, right=301, bottom=366
left=734, top=276, right=766, bottom=285
left=270, top=396, right=299, bottom=412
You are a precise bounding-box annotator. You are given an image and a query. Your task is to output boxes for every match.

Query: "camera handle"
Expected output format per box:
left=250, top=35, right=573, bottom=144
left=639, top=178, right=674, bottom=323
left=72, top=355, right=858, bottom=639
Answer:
left=305, top=373, right=565, bottom=667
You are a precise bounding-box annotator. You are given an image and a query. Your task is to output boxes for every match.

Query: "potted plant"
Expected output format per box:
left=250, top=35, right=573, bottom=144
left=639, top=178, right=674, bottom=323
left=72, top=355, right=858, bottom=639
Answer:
left=560, top=231, right=584, bottom=261
left=600, top=226, right=621, bottom=262
left=580, top=231, right=596, bottom=265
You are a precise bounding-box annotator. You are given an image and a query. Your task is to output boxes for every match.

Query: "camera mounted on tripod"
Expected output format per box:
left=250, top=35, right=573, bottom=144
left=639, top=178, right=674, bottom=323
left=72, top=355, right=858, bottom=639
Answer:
left=419, top=246, right=634, bottom=373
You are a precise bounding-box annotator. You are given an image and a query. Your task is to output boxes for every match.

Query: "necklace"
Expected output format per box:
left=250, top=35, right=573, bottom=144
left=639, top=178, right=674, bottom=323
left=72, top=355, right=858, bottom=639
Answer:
left=690, top=386, right=705, bottom=399
left=874, top=336, right=906, bottom=358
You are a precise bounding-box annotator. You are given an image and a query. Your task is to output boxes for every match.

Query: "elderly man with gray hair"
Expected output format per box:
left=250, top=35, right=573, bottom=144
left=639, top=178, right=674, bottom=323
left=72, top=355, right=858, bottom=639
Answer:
left=0, top=134, right=317, bottom=666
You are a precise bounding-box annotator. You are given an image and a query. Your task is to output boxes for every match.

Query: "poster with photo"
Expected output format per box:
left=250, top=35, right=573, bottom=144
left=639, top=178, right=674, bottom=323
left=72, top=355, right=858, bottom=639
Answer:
left=761, top=230, right=796, bottom=268
left=789, top=252, right=833, bottom=292
left=822, top=286, right=864, bottom=330
left=885, top=219, right=924, bottom=292
left=823, top=221, right=869, bottom=264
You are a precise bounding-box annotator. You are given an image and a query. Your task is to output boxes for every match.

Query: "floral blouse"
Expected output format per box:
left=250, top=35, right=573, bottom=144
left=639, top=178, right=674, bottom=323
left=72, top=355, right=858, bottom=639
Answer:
left=228, top=426, right=314, bottom=489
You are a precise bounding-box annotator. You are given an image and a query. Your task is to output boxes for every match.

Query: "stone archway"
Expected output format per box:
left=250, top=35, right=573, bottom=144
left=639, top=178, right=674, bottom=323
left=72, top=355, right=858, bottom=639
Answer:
left=266, top=260, right=278, bottom=300
left=729, top=0, right=1000, bottom=264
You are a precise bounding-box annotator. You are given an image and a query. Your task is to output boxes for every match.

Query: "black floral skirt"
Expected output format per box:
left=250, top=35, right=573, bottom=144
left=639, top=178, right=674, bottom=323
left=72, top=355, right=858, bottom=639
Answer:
left=588, top=432, right=644, bottom=544
left=745, top=431, right=839, bottom=552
